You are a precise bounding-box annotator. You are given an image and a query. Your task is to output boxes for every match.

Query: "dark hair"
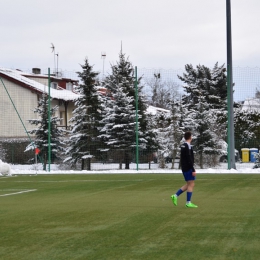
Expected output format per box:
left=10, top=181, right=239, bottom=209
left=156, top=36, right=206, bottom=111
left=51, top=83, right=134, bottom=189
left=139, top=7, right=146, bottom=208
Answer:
left=184, top=131, right=192, bottom=140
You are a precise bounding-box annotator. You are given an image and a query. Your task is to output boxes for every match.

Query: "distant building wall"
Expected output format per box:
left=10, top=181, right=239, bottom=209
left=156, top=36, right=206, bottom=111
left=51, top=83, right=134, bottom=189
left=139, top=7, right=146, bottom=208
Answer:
left=0, top=78, right=77, bottom=137
left=27, top=76, right=49, bottom=86
left=0, top=78, right=38, bottom=137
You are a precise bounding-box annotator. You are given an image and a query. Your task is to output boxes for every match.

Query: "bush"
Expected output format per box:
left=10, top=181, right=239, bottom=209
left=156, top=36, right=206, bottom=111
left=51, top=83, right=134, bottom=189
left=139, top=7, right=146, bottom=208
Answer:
left=0, top=138, right=34, bottom=164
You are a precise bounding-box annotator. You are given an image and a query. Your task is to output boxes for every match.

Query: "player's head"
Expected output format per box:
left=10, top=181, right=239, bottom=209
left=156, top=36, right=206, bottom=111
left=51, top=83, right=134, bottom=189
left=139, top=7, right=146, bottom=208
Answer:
left=184, top=131, right=192, bottom=141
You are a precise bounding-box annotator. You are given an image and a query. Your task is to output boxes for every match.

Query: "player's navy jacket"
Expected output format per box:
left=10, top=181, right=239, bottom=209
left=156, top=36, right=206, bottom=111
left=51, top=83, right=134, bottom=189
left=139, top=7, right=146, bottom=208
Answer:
left=180, top=142, right=195, bottom=172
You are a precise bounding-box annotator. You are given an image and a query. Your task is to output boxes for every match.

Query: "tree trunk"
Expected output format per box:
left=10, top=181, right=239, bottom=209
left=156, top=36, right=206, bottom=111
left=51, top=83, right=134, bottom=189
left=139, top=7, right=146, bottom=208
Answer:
left=171, top=149, right=178, bottom=169
left=43, top=153, right=47, bottom=171
left=158, top=151, right=165, bottom=169
left=125, top=150, right=130, bottom=169
left=81, top=159, right=85, bottom=170
left=199, top=152, right=203, bottom=169
left=87, top=158, right=91, bottom=171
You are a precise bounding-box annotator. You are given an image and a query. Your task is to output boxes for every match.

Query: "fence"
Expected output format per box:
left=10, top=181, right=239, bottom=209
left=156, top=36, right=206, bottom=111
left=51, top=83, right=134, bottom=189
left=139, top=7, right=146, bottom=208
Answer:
left=1, top=66, right=260, bottom=171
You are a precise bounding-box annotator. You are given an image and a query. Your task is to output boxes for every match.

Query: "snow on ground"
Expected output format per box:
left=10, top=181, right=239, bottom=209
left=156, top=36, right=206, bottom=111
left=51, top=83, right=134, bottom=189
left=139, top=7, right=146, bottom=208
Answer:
left=4, top=162, right=260, bottom=175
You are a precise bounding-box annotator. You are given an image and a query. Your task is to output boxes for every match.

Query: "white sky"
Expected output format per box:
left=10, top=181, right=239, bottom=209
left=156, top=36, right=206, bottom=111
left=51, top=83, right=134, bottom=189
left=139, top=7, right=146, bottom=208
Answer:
left=1, top=0, right=260, bottom=74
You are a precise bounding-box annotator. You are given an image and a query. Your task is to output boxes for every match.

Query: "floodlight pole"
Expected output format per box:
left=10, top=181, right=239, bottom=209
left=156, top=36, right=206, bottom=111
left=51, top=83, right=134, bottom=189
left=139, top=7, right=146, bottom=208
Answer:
left=48, top=68, right=51, bottom=172
left=226, top=0, right=236, bottom=169
left=135, top=66, right=139, bottom=171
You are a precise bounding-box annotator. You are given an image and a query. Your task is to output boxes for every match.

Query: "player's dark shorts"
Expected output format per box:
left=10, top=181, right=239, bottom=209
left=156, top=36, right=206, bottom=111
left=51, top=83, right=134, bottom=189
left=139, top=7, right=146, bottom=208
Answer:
left=182, top=169, right=196, bottom=181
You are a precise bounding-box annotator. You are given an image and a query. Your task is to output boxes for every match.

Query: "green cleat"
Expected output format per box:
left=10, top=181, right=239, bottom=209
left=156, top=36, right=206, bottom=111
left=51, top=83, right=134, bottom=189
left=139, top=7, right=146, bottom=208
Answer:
left=186, top=202, right=198, bottom=208
left=171, top=195, right=177, bottom=206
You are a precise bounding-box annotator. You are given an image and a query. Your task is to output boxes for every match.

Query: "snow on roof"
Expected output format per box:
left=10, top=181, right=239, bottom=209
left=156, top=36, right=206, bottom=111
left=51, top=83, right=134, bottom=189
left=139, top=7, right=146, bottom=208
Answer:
left=241, top=98, right=260, bottom=112
left=0, top=68, right=80, bottom=101
left=146, top=105, right=170, bottom=115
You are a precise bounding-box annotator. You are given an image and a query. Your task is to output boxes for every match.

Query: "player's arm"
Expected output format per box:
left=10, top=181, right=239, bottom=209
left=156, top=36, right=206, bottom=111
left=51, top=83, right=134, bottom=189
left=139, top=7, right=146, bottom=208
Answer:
left=191, top=148, right=196, bottom=176
left=185, top=144, right=193, bottom=168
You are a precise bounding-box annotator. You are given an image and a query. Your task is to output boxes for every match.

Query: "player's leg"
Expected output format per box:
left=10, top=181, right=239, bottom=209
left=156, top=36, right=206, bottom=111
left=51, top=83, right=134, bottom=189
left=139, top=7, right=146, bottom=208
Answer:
left=171, top=183, right=188, bottom=206
left=186, top=180, right=198, bottom=208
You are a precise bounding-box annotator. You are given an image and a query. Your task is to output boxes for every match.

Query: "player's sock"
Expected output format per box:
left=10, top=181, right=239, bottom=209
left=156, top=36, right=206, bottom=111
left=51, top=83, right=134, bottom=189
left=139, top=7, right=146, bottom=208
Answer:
left=175, top=189, right=183, bottom=196
left=187, top=191, right=192, bottom=202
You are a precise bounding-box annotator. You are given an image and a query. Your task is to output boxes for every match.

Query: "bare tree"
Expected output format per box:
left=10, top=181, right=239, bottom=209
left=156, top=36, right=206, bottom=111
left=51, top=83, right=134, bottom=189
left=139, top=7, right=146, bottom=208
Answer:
left=145, top=74, right=180, bottom=109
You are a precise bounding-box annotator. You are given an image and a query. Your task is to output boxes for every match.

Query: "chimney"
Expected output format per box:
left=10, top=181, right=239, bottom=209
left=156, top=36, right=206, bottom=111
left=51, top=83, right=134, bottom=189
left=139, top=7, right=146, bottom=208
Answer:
left=32, top=68, right=41, bottom=74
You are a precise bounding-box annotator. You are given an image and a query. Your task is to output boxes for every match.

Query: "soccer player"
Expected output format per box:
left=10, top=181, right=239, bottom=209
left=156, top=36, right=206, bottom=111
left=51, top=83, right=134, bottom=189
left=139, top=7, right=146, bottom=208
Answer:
left=171, top=131, right=198, bottom=208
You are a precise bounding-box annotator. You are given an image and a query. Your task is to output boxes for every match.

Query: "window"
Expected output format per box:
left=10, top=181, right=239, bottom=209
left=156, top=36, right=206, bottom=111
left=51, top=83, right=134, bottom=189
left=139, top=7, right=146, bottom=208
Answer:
left=66, top=82, right=73, bottom=91
left=51, top=82, right=58, bottom=89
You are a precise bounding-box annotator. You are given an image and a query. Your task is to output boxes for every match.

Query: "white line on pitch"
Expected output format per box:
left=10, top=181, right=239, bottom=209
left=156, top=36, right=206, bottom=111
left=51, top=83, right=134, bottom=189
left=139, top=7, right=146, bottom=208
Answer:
left=0, top=189, right=37, bottom=197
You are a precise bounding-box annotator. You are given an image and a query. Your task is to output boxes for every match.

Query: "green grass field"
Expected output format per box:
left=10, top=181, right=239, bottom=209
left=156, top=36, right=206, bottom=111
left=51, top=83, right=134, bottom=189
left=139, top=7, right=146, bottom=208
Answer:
left=0, top=173, right=260, bottom=260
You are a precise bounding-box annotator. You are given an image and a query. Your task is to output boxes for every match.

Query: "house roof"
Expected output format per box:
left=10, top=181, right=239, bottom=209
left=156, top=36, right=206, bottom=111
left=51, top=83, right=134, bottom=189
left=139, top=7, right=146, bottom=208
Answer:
left=0, top=68, right=80, bottom=101
left=241, top=98, right=260, bottom=112
left=146, top=105, right=170, bottom=115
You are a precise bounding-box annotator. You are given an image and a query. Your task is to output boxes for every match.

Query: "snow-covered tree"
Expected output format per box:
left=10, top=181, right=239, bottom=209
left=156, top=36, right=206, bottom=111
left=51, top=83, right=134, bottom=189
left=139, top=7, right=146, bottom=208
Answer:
left=99, top=85, right=137, bottom=169
left=234, top=103, right=260, bottom=151
left=167, top=97, right=184, bottom=168
left=150, top=100, right=183, bottom=169
left=65, top=58, right=102, bottom=169
left=179, top=63, right=227, bottom=110
left=153, top=110, right=171, bottom=168
left=102, top=51, right=157, bottom=164
left=190, top=94, right=218, bottom=168
left=26, top=93, right=65, bottom=170
left=178, top=63, right=227, bottom=168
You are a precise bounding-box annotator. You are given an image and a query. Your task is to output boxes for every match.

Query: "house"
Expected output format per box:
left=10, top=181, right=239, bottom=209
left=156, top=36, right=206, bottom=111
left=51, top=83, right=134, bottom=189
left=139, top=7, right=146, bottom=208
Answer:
left=146, top=105, right=170, bottom=115
left=0, top=68, right=80, bottom=138
left=241, top=97, right=260, bottom=113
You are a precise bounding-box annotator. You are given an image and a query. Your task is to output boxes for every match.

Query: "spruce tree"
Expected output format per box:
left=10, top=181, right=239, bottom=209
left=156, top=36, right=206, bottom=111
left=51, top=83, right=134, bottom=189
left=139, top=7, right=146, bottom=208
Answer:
left=26, top=93, right=65, bottom=170
left=168, top=98, right=184, bottom=168
left=190, top=94, right=218, bottom=168
left=234, top=104, right=260, bottom=151
left=65, top=58, right=102, bottom=169
left=99, top=85, right=137, bottom=169
left=151, top=96, right=184, bottom=169
left=178, top=63, right=227, bottom=110
left=153, top=110, right=171, bottom=168
left=102, top=51, right=157, bottom=164
left=178, top=63, right=227, bottom=168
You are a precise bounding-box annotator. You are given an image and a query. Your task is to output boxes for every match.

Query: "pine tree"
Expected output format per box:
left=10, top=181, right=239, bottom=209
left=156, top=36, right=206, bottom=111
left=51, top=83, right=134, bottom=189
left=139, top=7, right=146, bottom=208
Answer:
left=178, top=63, right=227, bottom=111
left=210, top=63, right=227, bottom=109
left=168, top=98, right=184, bottom=168
left=99, top=85, right=137, bottom=169
left=153, top=110, right=171, bottom=168
left=26, top=93, right=65, bottom=170
left=178, top=63, right=227, bottom=168
left=191, top=94, right=218, bottom=168
left=102, top=51, right=157, bottom=165
left=234, top=104, right=260, bottom=151
left=64, top=58, right=102, bottom=169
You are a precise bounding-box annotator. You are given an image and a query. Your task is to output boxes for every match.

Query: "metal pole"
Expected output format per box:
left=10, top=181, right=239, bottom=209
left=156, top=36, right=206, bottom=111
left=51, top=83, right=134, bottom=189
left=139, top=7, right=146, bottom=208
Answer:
left=103, top=58, right=105, bottom=78
left=135, top=66, right=139, bottom=171
left=35, top=153, right=37, bottom=175
left=56, top=53, right=59, bottom=76
left=226, top=0, right=236, bottom=169
left=48, top=68, right=51, bottom=172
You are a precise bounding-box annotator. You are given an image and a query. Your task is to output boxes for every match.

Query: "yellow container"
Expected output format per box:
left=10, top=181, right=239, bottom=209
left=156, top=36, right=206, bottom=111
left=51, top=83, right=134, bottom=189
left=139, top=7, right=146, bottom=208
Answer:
left=241, top=148, right=250, bottom=162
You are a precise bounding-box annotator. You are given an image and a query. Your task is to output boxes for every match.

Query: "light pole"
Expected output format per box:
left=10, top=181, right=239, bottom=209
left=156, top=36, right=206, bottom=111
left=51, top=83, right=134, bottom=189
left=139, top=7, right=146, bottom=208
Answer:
left=101, top=52, right=106, bottom=79
left=226, top=0, right=236, bottom=169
